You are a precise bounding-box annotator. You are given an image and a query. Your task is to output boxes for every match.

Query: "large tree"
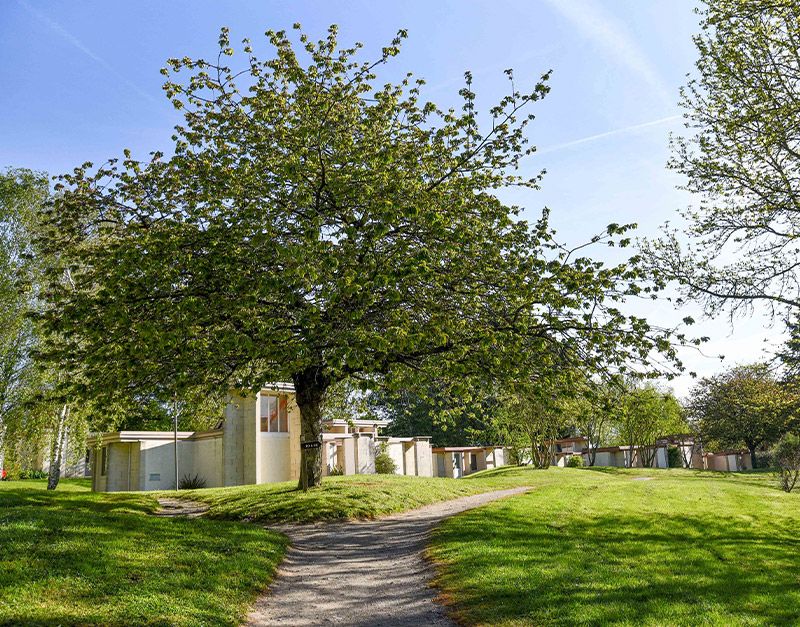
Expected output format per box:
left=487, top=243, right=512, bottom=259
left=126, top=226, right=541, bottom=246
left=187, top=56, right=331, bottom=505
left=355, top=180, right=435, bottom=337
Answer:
left=686, top=363, right=797, bottom=467
left=39, top=26, right=677, bottom=488
left=645, top=0, right=800, bottom=322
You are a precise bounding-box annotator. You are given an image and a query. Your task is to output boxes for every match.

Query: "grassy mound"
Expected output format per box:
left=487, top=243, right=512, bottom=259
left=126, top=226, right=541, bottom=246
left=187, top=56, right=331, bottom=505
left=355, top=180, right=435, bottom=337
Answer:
left=183, top=466, right=539, bottom=524
left=428, top=467, right=800, bottom=626
left=0, top=479, right=286, bottom=626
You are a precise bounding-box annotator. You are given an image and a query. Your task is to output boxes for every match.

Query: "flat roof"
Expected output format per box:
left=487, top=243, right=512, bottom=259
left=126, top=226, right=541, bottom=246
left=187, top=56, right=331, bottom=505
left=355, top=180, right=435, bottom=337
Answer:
left=323, top=418, right=390, bottom=427
left=432, top=446, right=501, bottom=453
left=87, top=429, right=223, bottom=446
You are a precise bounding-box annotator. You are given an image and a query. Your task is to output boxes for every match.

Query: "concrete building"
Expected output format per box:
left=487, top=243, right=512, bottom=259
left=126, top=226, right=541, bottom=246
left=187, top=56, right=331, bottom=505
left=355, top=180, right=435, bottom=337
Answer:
left=431, top=446, right=507, bottom=478
left=88, top=386, right=433, bottom=492
left=703, top=450, right=753, bottom=471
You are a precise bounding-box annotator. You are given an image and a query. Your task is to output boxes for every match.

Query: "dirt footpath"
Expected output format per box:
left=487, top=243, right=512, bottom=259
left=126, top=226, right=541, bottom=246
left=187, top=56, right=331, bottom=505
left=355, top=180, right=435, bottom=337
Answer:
left=247, top=487, right=530, bottom=627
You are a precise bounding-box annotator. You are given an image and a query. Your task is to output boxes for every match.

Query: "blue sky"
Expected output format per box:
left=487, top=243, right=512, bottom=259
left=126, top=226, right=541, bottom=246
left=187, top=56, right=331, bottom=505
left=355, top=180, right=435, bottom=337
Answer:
left=0, top=0, right=780, bottom=395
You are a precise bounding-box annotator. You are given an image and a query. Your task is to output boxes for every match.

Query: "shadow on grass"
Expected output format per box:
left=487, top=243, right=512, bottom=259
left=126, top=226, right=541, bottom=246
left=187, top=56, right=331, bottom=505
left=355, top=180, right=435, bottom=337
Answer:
left=431, top=479, right=800, bottom=626
left=0, top=485, right=287, bottom=626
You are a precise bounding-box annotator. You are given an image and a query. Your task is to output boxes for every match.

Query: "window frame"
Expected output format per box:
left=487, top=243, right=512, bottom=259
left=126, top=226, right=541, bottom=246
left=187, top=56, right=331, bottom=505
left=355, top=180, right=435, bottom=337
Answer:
left=260, top=393, right=289, bottom=434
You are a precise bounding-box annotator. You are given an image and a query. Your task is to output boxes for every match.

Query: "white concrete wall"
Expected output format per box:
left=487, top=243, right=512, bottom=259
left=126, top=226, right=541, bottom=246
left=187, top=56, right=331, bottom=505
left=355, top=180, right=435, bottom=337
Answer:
left=357, top=435, right=375, bottom=474
left=260, top=434, right=292, bottom=483
left=384, top=441, right=405, bottom=475
left=187, top=437, right=223, bottom=488
left=414, top=440, right=432, bottom=477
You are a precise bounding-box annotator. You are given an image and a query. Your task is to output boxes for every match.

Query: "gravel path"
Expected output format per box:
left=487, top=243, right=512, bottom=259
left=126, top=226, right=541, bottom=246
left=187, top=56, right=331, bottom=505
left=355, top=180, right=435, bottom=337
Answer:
left=247, top=486, right=531, bottom=627
left=154, top=498, right=209, bottom=518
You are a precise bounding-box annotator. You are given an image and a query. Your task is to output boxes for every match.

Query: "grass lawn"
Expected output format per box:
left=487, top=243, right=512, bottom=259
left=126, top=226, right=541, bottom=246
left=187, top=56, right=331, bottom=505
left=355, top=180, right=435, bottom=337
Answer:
left=183, top=468, right=539, bottom=524
left=428, top=467, right=800, bottom=626
left=0, top=478, right=287, bottom=626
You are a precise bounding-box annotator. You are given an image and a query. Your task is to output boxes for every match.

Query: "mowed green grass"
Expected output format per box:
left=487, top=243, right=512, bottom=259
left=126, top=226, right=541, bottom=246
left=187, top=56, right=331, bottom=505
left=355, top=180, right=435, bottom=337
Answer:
left=0, top=478, right=287, bottom=626
left=184, top=470, right=538, bottom=524
left=428, top=467, right=800, bottom=626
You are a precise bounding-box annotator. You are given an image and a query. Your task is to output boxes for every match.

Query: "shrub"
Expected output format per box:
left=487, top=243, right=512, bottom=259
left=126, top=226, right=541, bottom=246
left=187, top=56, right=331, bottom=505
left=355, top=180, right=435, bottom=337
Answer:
left=775, top=433, right=800, bottom=493
left=178, top=474, right=207, bottom=490
left=328, top=464, right=344, bottom=476
left=566, top=455, right=584, bottom=468
left=667, top=447, right=682, bottom=468
left=374, top=445, right=397, bottom=474
left=19, top=469, right=47, bottom=480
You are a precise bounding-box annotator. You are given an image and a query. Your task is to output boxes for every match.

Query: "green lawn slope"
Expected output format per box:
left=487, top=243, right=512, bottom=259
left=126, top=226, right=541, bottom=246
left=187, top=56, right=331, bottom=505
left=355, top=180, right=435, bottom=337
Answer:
left=428, top=467, right=800, bottom=626
left=0, top=479, right=286, bottom=626
left=183, top=466, right=542, bottom=524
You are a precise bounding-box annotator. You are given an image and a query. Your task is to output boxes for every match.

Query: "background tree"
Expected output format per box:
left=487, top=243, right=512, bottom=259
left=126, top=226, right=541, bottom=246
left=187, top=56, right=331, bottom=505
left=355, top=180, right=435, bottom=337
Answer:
left=645, top=0, right=800, bottom=323
left=495, top=372, right=576, bottom=469
left=0, top=169, right=46, bottom=477
left=40, top=25, right=679, bottom=489
left=686, top=363, right=797, bottom=467
left=563, top=380, right=615, bottom=466
left=370, top=385, right=499, bottom=447
left=608, top=383, right=685, bottom=467
left=775, top=433, right=800, bottom=492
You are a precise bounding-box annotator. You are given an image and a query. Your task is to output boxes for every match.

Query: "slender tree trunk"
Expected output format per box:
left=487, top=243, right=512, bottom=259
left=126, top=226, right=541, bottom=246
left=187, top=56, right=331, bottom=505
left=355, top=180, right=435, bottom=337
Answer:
left=293, top=368, right=329, bottom=490
left=47, top=404, right=69, bottom=491
left=747, top=442, right=758, bottom=469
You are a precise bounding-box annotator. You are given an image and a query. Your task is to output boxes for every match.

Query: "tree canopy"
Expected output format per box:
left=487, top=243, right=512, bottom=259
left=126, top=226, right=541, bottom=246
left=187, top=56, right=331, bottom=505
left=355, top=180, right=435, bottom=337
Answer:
left=39, top=25, right=678, bottom=488
left=645, top=0, right=800, bottom=323
left=686, top=363, right=798, bottom=467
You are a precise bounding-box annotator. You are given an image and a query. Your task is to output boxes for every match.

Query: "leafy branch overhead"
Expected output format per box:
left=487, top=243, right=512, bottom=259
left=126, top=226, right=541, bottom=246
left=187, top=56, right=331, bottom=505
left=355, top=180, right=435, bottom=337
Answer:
left=644, top=0, right=800, bottom=323
left=37, top=25, right=680, bottom=487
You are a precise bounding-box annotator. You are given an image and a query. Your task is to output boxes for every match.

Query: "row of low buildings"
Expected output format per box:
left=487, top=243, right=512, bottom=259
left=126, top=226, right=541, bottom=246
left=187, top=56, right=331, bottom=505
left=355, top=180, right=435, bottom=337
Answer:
left=551, top=436, right=753, bottom=472
left=88, top=385, right=511, bottom=492
left=74, top=386, right=750, bottom=492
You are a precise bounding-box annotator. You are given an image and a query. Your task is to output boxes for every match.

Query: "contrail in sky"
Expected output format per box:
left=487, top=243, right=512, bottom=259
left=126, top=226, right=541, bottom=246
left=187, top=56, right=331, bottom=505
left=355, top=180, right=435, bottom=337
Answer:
left=541, top=0, right=672, bottom=105
left=536, top=114, right=681, bottom=155
left=16, top=0, right=160, bottom=105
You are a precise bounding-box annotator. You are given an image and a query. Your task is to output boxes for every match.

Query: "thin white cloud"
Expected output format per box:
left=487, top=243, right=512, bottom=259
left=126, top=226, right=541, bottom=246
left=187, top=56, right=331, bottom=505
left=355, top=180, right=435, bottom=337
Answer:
left=16, top=0, right=159, bottom=105
left=536, top=114, right=680, bottom=155
left=542, top=0, right=671, bottom=104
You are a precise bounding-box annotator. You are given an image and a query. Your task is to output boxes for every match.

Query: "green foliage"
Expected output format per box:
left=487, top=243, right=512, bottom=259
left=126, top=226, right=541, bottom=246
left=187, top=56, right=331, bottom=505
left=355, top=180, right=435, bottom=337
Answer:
left=374, top=386, right=499, bottom=447
left=178, top=473, right=208, bottom=490
left=374, top=444, right=397, bottom=474
left=775, top=433, right=800, bottom=493
left=667, top=446, right=682, bottom=468
left=609, top=383, right=686, bottom=467
left=39, top=25, right=679, bottom=489
left=565, top=455, right=583, bottom=468
left=0, top=169, right=48, bottom=471
left=687, top=363, right=797, bottom=467
left=493, top=372, right=578, bottom=469
left=645, top=0, right=800, bottom=321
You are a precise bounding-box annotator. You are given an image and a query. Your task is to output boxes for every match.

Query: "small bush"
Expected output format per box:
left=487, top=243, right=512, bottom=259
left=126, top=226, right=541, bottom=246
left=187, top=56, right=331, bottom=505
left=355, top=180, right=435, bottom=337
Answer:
left=667, top=447, right=682, bottom=468
left=328, top=464, right=344, bottom=476
left=566, top=455, right=584, bottom=468
left=374, top=445, right=397, bottom=474
left=775, top=433, right=800, bottom=493
left=19, top=469, right=47, bottom=480
left=178, top=474, right=207, bottom=490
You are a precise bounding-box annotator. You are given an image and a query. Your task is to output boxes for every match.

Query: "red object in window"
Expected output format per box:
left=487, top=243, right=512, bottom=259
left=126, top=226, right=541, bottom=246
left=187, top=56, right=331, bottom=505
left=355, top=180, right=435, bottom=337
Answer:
left=0, top=469, right=7, bottom=480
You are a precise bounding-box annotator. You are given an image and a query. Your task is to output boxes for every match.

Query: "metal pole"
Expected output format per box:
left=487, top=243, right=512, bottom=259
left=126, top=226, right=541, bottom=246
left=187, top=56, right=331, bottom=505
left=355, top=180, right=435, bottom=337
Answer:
left=173, top=398, right=179, bottom=491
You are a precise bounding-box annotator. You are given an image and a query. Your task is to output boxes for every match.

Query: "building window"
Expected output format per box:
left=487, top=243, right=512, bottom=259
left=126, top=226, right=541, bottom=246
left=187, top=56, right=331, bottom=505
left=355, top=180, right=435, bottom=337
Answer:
left=100, top=447, right=108, bottom=476
left=260, top=394, right=289, bottom=433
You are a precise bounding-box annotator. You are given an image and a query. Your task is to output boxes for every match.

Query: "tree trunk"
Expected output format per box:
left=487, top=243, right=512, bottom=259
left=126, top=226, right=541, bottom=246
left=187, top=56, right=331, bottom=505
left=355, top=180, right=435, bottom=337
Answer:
left=293, top=368, right=329, bottom=490
left=47, top=404, right=69, bottom=491
left=587, top=444, right=597, bottom=467
left=747, top=442, right=758, bottom=469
